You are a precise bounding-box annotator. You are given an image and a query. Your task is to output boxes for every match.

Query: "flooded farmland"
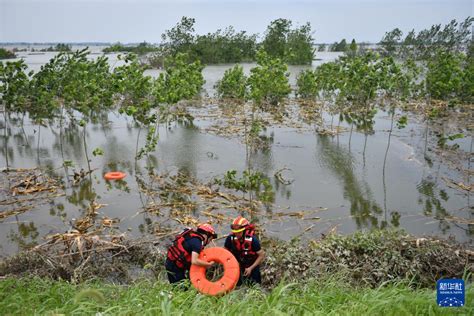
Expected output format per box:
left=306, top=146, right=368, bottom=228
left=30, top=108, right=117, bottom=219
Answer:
left=0, top=49, right=472, bottom=258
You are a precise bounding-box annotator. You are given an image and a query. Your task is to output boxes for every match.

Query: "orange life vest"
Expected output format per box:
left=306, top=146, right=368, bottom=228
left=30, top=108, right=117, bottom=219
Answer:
left=230, top=228, right=258, bottom=268
left=167, top=229, right=204, bottom=269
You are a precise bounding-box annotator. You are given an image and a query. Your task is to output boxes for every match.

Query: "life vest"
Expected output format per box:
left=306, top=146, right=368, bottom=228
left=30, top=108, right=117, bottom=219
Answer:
left=230, top=228, right=258, bottom=268
left=167, top=228, right=204, bottom=269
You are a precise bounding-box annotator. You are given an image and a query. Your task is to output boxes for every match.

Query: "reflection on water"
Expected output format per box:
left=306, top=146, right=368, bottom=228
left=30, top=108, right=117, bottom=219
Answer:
left=7, top=221, right=39, bottom=251
left=417, top=177, right=453, bottom=235
left=316, top=135, right=383, bottom=229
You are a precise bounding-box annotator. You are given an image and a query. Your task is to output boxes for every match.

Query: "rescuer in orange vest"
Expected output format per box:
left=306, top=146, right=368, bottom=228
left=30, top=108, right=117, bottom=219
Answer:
left=165, top=223, right=217, bottom=284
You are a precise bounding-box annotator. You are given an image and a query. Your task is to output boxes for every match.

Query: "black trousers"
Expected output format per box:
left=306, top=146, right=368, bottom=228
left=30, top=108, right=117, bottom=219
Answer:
left=238, top=265, right=261, bottom=286
left=165, top=259, right=188, bottom=284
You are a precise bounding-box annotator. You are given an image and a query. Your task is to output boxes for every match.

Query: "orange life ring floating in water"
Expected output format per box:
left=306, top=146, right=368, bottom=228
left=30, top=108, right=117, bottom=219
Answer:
left=103, top=171, right=126, bottom=181
left=190, top=247, right=240, bottom=296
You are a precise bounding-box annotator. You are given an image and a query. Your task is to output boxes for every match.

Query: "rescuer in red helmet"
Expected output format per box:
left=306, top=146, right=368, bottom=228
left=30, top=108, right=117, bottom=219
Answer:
left=165, top=223, right=217, bottom=284
left=225, top=216, right=265, bottom=285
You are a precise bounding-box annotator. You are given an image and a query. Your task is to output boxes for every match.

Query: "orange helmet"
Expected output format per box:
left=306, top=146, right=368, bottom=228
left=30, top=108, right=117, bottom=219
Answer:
left=197, top=223, right=217, bottom=239
left=231, top=216, right=250, bottom=233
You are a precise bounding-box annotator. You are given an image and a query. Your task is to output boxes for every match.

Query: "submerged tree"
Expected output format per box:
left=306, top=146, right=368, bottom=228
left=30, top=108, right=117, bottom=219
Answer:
left=262, top=19, right=314, bottom=65
left=330, top=39, right=348, bottom=52
left=379, top=28, right=403, bottom=56
left=215, top=65, right=247, bottom=100
left=381, top=17, right=473, bottom=59
left=426, top=50, right=464, bottom=101
left=0, top=60, right=30, bottom=170
left=161, top=16, right=196, bottom=57
left=248, top=50, right=291, bottom=107
left=160, top=17, right=258, bottom=64
left=0, top=48, right=16, bottom=60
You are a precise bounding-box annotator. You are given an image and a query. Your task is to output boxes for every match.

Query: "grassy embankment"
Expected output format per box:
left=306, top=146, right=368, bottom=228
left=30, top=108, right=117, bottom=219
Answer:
left=1, top=230, right=472, bottom=314
left=0, top=276, right=472, bottom=315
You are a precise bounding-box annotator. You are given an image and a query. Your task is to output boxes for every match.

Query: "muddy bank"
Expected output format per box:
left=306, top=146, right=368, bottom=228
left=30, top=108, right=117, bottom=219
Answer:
left=1, top=230, right=472, bottom=289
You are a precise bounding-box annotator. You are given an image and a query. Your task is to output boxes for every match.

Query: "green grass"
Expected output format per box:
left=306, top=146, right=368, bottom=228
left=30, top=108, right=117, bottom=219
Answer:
left=0, top=277, right=472, bottom=315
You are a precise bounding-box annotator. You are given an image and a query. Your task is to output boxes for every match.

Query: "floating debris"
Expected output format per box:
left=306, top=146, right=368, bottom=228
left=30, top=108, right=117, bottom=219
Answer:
left=140, top=171, right=263, bottom=229
left=274, top=167, right=295, bottom=185
left=0, top=169, right=65, bottom=221
left=442, top=177, right=472, bottom=192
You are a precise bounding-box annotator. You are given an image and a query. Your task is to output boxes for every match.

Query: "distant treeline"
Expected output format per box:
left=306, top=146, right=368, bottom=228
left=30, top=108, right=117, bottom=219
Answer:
left=315, top=17, right=474, bottom=56
left=1, top=44, right=73, bottom=55
left=379, top=17, right=473, bottom=59
left=40, top=43, right=72, bottom=52
left=103, top=17, right=315, bottom=65
left=103, top=42, right=156, bottom=55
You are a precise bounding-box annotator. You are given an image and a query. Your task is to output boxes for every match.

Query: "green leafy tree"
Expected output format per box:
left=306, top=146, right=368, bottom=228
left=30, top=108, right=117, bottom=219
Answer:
left=262, top=19, right=292, bottom=59
left=29, top=48, right=115, bottom=123
left=193, top=27, right=257, bottom=63
left=0, top=48, right=16, bottom=59
left=41, top=43, right=72, bottom=52
left=286, top=22, right=315, bottom=65
left=414, top=17, right=473, bottom=59
left=346, top=39, right=358, bottom=57
left=154, top=53, right=204, bottom=105
left=380, top=28, right=402, bottom=56
left=330, top=39, right=348, bottom=52
left=0, top=60, right=30, bottom=169
left=161, top=16, right=196, bottom=57
left=247, top=50, right=291, bottom=106
left=426, top=50, right=464, bottom=100
left=460, top=41, right=474, bottom=103
left=399, top=29, right=417, bottom=59
left=215, top=65, right=247, bottom=99
left=103, top=42, right=157, bottom=55
left=262, top=19, right=314, bottom=64
left=114, top=54, right=154, bottom=125
left=28, top=48, right=116, bottom=172
left=0, top=60, right=29, bottom=113
left=296, top=69, right=318, bottom=99
left=384, top=18, right=473, bottom=59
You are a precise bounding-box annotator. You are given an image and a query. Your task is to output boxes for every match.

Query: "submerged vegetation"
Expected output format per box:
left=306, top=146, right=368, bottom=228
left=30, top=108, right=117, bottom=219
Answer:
left=40, top=43, right=72, bottom=52
left=103, top=41, right=156, bottom=55
left=380, top=17, right=473, bottom=59
left=0, top=48, right=205, bottom=172
left=0, top=48, right=16, bottom=59
left=248, top=50, right=291, bottom=107
left=215, top=65, right=247, bottom=100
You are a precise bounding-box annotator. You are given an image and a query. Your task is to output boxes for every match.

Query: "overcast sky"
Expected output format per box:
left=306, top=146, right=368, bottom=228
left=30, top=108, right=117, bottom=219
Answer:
left=0, top=0, right=472, bottom=43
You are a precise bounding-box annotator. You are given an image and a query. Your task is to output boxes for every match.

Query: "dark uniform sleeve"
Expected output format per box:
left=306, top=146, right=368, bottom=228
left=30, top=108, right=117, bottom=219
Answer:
left=224, top=235, right=232, bottom=250
left=252, top=236, right=261, bottom=252
left=186, top=237, right=203, bottom=254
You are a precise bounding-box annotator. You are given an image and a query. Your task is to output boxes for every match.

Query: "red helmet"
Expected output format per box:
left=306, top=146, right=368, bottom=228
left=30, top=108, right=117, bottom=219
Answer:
left=197, top=223, right=217, bottom=239
left=231, top=216, right=250, bottom=233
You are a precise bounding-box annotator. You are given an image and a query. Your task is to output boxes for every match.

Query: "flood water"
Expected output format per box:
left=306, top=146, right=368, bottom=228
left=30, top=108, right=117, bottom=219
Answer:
left=0, top=48, right=472, bottom=257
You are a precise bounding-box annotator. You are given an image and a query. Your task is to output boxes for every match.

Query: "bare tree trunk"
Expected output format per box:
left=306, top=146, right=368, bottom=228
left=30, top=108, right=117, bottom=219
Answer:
left=348, top=122, right=354, bottom=152
left=21, top=112, right=29, bottom=146
left=3, top=111, right=9, bottom=171
left=468, top=135, right=473, bottom=209
left=382, top=112, right=395, bottom=223
left=363, top=133, right=368, bottom=168
left=83, top=124, right=92, bottom=176
left=36, top=124, right=41, bottom=165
